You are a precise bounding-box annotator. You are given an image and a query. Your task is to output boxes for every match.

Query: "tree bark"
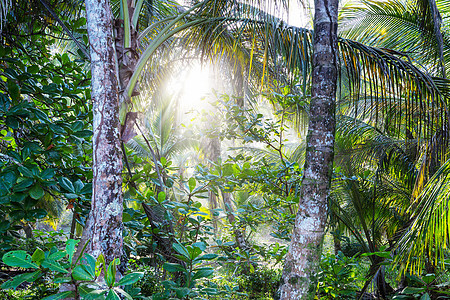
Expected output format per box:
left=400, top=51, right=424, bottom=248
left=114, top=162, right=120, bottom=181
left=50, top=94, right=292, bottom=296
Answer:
left=79, top=0, right=124, bottom=270
left=279, top=0, right=339, bottom=298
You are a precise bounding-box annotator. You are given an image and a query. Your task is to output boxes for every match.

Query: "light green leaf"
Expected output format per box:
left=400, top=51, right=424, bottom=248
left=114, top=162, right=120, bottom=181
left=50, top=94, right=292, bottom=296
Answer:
left=95, top=254, right=105, bottom=277
left=157, top=191, right=166, bottom=203
left=83, top=289, right=106, bottom=300
left=53, top=276, right=72, bottom=284
left=174, top=287, right=190, bottom=298
left=66, top=239, right=78, bottom=265
left=31, top=248, right=45, bottom=266
left=188, top=177, right=196, bottom=192
left=49, top=250, right=67, bottom=261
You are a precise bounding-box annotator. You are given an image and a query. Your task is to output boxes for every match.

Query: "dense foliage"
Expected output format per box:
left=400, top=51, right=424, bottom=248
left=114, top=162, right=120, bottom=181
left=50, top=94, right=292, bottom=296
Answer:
left=1, top=0, right=450, bottom=299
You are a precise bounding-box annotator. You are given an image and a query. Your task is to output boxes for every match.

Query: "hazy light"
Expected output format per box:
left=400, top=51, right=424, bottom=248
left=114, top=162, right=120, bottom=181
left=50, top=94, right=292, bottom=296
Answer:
left=168, top=63, right=213, bottom=113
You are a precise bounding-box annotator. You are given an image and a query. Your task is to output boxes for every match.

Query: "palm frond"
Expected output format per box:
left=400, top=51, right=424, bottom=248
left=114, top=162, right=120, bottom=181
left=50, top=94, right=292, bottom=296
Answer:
left=396, top=157, right=450, bottom=274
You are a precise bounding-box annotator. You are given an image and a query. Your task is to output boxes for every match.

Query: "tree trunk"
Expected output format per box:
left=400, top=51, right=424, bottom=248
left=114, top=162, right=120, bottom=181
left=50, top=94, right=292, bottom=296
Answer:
left=222, top=192, right=248, bottom=251
left=78, top=0, right=124, bottom=272
left=279, top=0, right=339, bottom=298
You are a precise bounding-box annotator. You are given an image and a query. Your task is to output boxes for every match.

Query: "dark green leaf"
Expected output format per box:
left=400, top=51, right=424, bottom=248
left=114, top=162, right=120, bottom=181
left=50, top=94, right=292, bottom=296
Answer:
left=163, top=262, right=186, bottom=273
left=72, top=265, right=95, bottom=281
left=402, top=287, right=426, bottom=294
left=1, top=270, right=42, bottom=290
left=58, top=177, right=74, bottom=193
left=29, top=184, right=44, bottom=199
left=106, top=258, right=119, bottom=287
left=173, top=243, right=190, bottom=260
left=192, top=268, right=214, bottom=281
left=41, top=291, right=75, bottom=300
left=3, top=251, right=38, bottom=268
left=13, top=178, right=34, bottom=192
left=117, top=272, right=144, bottom=286
left=82, top=253, right=96, bottom=278
left=105, top=289, right=120, bottom=300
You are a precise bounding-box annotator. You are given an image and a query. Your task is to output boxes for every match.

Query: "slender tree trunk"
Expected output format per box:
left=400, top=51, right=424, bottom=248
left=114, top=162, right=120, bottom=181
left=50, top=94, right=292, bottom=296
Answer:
left=279, top=0, right=339, bottom=298
left=79, top=0, right=124, bottom=271
left=222, top=192, right=248, bottom=250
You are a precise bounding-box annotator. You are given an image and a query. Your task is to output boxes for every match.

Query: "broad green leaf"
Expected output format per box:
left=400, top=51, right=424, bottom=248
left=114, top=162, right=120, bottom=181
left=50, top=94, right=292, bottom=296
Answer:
left=106, top=258, right=119, bottom=287
left=71, top=121, right=84, bottom=132
left=13, top=178, right=34, bottom=192
left=198, top=253, right=218, bottom=261
left=31, top=248, right=45, bottom=266
left=83, top=253, right=96, bottom=277
left=41, top=291, right=75, bottom=300
left=29, top=184, right=44, bottom=199
left=174, top=287, right=190, bottom=298
left=84, top=290, right=106, bottom=300
left=42, top=259, right=69, bottom=273
left=77, top=284, right=96, bottom=297
left=49, top=250, right=67, bottom=261
left=27, top=65, right=39, bottom=74
left=114, top=287, right=133, bottom=300
left=53, top=276, right=72, bottom=284
left=0, top=221, right=10, bottom=233
left=72, top=265, right=95, bottom=281
left=163, top=262, right=186, bottom=273
left=117, top=272, right=144, bottom=286
left=66, top=239, right=78, bottom=265
left=191, top=268, right=214, bottom=281
left=192, top=241, right=206, bottom=251
left=18, top=166, right=33, bottom=177
left=420, top=293, right=431, bottom=300
left=105, top=289, right=120, bottom=300
left=157, top=191, right=165, bottom=203
left=173, top=243, right=190, bottom=259
left=188, top=177, right=196, bottom=192
left=3, top=250, right=38, bottom=268
left=1, top=270, right=41, bottom=290
left=422, top=273, right=435, bottom=284
left=58, top=177, right=74, bottom=193
left=40, top=168, right=54, bottom=180
left=73, top=129, right=93, bottom=138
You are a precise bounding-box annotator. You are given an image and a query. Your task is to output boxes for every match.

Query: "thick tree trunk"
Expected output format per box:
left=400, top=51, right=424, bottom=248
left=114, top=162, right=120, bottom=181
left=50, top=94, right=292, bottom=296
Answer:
left=279, top=0, right=339, bottom=298
left=80, top=0, right=123, bottom=270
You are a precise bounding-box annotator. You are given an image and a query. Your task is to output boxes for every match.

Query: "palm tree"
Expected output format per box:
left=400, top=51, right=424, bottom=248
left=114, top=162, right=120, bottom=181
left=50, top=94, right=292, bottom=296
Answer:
left=7, top=0, right=449, bottom=296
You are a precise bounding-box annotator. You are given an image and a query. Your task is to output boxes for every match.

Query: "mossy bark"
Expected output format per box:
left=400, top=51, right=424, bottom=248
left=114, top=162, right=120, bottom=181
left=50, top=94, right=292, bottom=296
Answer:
left=279, top=0, right=339, bottom=298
